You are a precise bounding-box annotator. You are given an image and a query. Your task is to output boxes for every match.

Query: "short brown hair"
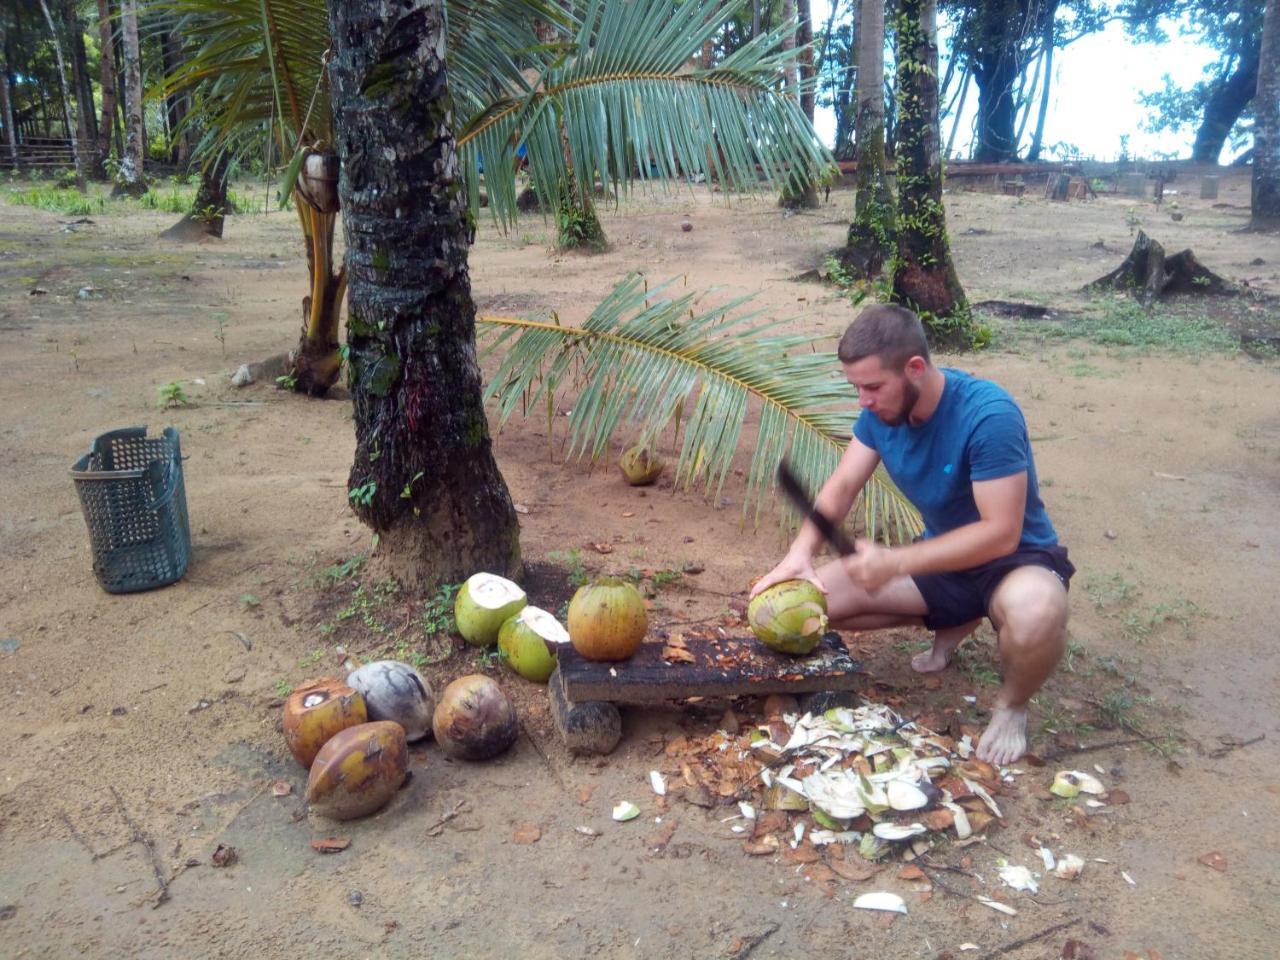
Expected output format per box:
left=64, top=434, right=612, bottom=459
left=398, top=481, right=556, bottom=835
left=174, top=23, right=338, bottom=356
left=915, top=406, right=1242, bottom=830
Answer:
left=837, top=304, right=930, bottom=369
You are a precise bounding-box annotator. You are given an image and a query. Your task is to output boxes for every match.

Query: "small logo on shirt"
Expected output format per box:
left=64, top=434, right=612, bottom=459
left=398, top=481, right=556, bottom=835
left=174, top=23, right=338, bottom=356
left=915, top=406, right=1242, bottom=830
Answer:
left=942, top=463, right=953, bottom=475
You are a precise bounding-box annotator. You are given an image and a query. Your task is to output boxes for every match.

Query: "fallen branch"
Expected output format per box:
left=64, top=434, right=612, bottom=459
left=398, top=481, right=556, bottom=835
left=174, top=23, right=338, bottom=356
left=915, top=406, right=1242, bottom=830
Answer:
left=108, top=786, right=171, bottom=909
left=978, top=917, right=1080, bottom=959
left=1207, top=733, right=1265, bottom=759
left=424, top=799, right=468, bottom=837
left=730, top=922, right=780, bottom=958
left=1045, top=733, right=1177, bottom=758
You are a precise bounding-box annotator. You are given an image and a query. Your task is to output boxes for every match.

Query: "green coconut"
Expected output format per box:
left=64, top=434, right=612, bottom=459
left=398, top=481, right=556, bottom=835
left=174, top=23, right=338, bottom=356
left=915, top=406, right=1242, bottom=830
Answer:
left=455, top=572, right=527, bottom=648
left=618, top=445, right=664, bottom=486
left=498, top=606, right=570, bottom=683
left=747, top=579, right=828, bottom=655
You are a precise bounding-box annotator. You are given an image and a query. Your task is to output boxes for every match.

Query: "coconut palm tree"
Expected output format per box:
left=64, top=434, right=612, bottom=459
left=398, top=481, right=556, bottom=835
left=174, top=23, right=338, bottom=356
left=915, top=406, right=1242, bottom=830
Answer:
left=156, top=0, right=833, bottom=395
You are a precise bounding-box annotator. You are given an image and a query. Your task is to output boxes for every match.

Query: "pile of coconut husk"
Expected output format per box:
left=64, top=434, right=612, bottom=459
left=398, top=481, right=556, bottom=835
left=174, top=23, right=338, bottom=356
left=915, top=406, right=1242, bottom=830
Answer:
left=660, top=700, right=1007, bottom=865
left=1087, top=230, right=1235, bottom=306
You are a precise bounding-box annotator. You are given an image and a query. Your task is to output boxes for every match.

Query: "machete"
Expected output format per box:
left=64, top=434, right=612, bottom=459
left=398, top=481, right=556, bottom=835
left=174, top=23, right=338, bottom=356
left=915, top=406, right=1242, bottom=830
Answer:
left=775, top=460, right=857, bottom=556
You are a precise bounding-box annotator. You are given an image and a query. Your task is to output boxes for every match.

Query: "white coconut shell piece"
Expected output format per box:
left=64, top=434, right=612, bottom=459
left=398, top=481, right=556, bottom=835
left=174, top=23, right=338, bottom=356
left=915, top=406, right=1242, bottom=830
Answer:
left=1039, top=847, right=1056, bottom=871
left=872, top=822, right=927, bottom=841
left=963, top=778, right=1003, bottom=818
left=1054, top=854, right=1085, bottom=880
left=977, top=897, right=1018, bottom=916
left=802, top=772, right=867, bottom=820
left=649, top=771, right=667, bottom=796
left=612, top=801, right=640, bottom=822
left=998, top=862, right=1039, bottom=893
left=887, top=779, right=931, bottom=811
left=946, top=802, right=973, bottom=840
left=738, top=801, right=756, bottom=819
left=791, top=822, right=806, bottom=847
left=853, top=892, right=907, bottom=915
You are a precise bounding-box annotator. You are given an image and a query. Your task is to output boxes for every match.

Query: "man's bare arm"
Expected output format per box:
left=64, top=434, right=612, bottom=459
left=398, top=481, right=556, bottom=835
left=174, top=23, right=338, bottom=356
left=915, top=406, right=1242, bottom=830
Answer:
left=843, top=472, right=1027, bottom=591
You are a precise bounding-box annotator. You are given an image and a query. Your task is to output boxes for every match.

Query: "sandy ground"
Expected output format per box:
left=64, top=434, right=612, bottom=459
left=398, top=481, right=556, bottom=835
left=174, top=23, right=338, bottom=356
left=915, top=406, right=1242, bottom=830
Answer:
left=1, top=169, right=1278, bottom=959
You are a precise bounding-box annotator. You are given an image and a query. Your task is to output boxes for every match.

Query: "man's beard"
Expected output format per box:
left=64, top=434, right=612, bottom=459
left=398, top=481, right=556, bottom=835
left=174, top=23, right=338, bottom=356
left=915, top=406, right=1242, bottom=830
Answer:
left=880, top=379, right=921, bottom=427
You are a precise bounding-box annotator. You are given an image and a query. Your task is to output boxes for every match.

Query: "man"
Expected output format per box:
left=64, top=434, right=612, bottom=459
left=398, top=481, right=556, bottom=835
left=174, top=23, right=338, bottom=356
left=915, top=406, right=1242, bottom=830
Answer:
left=752, top=304, right=1073, bottom=765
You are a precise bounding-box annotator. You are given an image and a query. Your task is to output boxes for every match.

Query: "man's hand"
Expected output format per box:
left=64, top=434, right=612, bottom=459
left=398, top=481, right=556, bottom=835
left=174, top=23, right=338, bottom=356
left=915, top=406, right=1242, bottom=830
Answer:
left=749, top=552, right=824, bottom=598
left=840, top=539, right=903, bottom=593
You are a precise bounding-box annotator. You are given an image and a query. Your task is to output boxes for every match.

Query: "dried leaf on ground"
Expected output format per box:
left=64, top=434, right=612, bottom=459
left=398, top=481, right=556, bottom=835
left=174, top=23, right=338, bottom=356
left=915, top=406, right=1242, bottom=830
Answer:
left=1061, top=940, right=1099, bottom=960
left=211, top=843, right=238, bottom=866
left=1196, top=851, right=1227, bottom=872
left=829, top=857, right=879, bottom=882
left=271, top=781, right=292, bottom=797
left=512, top=823, right=541, bottom=845
left=310, top=838, right=349, bottom=854
left=576, top=784, right=597, bottom=805
left=647, top=819, right=678, bottom=851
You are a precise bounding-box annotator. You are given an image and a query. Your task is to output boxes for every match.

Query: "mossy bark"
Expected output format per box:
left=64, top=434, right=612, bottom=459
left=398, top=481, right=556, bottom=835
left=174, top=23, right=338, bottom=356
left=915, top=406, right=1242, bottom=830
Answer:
left=843, top=0, right=893, bottom=276
left=326, top=0, right=521, bottom=589
left=890, top=0, right=973, bottom=351
left=1252, top=0, right=1280, bottom=229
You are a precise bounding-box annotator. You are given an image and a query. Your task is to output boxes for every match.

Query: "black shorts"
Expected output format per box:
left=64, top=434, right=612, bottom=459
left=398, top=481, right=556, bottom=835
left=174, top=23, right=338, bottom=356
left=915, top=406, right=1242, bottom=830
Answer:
left=911, top=545, right=1075, bottom=631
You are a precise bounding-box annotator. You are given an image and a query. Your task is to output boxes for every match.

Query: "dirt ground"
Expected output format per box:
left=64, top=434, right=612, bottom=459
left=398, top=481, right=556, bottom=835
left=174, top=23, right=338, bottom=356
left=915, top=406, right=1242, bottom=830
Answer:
left=1, top=168, right=1278, bottom=960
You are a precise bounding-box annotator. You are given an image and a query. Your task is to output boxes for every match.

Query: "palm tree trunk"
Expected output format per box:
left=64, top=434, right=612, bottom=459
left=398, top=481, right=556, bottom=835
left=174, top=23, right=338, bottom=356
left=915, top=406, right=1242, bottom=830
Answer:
left=161, top=154, right=230, bottom=241
left=1253, top=0, right=1280, bottom=229
left=95, top=0, right=117, bottom=176
left=62, top=0, right=98, bottom=155
left=797, top=0, right=815, bottom=122
left=116, top=0, right=146, bottom=195
left=777, top=0, right=818, bottom=209
left=37, top=0, right=85, bottom=189
left=325, top=0, right=522, bottom=588
left=891, top=0, right=972, bottom=348
left=843, top=0, right=894, bottom=273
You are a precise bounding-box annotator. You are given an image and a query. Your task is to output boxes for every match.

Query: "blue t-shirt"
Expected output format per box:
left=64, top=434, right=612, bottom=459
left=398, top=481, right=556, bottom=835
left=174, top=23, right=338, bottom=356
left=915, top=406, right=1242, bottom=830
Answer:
left=852, top=368, right=1058, bottom=547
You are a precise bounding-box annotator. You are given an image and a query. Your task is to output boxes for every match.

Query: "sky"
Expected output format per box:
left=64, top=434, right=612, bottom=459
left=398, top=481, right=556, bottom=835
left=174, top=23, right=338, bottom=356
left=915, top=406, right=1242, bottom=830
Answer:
left=810, top=11, right=1231, bottom=162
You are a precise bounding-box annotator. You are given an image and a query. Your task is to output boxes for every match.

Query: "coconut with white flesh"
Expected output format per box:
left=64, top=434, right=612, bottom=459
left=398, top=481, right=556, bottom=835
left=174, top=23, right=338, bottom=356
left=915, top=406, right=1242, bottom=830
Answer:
left=853, top=892, right=907, bottom=914
left=455, top=573, right=527, bottom=648
left=746, top=580, right=829, bottom=655
left=345, top=660, right=435, bottom=741
left=886, top=779, right=935, bottom=811
left=498, top=606, right=569, bottom=683
left=1050, top=769, right=1105, bottom=798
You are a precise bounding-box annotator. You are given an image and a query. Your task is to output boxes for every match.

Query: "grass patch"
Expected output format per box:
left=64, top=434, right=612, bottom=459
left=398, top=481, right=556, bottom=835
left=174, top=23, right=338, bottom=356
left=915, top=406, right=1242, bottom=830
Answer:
left=992, top=295, right=1240, bottom=356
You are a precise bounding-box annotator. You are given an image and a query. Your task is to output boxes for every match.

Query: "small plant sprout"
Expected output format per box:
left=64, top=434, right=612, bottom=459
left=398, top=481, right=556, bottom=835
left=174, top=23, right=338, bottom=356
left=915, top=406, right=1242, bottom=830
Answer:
left=349, top=481, right=377, bottom=507
left=157, top=381, right=190, bottom=408
left=212, top=311, right=229, bottom=356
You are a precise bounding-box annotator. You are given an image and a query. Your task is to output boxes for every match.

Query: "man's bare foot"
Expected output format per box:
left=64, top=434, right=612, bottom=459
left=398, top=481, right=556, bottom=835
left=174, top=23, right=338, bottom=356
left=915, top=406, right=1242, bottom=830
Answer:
left=975, top=705, right=1028, bottom=766
left=910, top=631, right=965, bottom=673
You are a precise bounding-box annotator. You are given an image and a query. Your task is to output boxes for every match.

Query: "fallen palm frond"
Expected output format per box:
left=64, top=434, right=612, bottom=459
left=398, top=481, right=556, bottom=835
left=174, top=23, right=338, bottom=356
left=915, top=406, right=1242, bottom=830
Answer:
left=478, top=274, right=920, bottom=543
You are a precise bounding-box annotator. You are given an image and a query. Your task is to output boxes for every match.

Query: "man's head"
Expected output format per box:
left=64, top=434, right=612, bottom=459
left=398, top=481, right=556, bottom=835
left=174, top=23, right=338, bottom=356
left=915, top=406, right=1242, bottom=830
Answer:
left=838, top=305, right=932, bottom=426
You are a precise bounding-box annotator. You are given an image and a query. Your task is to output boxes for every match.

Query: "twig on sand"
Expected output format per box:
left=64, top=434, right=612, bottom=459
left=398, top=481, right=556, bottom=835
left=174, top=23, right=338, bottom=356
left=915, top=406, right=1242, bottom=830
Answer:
left=730, top=922, right=779, bottom=958
left=1045, top=734, right=1174, bottom=758
left=1207, top=733, right=1265, bottom=759
left=978, top=917, right=1080, bottom=959
left=425, top=799, right=468, bottom=837
left=107, top=786, right=171, bottom=909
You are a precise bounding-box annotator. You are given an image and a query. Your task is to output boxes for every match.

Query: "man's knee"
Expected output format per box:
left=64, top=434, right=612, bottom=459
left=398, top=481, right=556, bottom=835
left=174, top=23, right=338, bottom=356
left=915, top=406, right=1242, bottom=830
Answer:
left=992, top=572, right=1068, bottom=647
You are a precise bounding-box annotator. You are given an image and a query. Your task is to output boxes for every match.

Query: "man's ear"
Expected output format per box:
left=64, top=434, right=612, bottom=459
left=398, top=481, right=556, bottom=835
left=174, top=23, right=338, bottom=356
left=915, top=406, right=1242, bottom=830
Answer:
left=903, top=355, right=928, bottom=379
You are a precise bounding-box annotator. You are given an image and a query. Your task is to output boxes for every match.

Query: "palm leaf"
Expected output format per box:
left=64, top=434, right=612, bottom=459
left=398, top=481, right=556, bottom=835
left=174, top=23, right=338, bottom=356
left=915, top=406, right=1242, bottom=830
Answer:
left=478, top=274, right=921, bottom=544
left=458, top=0, right=835, bottom=228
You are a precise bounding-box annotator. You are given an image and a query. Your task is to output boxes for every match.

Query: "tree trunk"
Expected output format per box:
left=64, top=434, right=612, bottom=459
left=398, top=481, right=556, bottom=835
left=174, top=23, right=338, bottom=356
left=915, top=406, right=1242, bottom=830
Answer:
left=95, top=0, right=117, bottom=176
left=797, top=0, right=815, bottom=122
left=945, top=67, right=971, bottom=160
left=37, top=0, right=85, bottom=189
left=971, top=1, right=1021, bottom=163
left=1087, top=231, right=1233, bottom=304
left=1027, top=16, right=1055, bottom=161
left=781, top=0, right=798, bottom=99
left=325, top=0, right=522, bottom=588
left=891, top=0, right=972, bottom=348
left=843, top=0, right=894, bottom=275
left=161, top=29, right=190, bottom=166
left=1253, top=0, right=1280, bottom=228
left=62, top=0, right=98, bottom=160
left=289, top=151, right=348, bottom=394
left=0, top=27, right=17, bottom=169
left=116, top=0, right=146, bottom=195
left=832, top=21, right=857, bottom=159
left=161, top=155, right=230, bottom=241
left=1193, top=42, right=1261, bottom=164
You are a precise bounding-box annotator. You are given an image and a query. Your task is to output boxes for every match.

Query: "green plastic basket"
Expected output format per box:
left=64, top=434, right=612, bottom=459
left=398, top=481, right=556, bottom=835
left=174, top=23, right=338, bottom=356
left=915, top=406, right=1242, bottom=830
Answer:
left=70, top=426, right=191, bottom=594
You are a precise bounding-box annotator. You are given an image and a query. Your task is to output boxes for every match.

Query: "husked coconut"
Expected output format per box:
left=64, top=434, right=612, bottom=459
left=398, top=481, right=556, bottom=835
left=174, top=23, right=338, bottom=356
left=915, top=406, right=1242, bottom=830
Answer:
left=306, top=721, right=408, bottom=820
left=455, top=573, right=527, bottom=648
left=346, top=660, right=435, bottom=741
left=432, top=675, right=518, bottom=760
left=282, top=678, right=368, bottom=768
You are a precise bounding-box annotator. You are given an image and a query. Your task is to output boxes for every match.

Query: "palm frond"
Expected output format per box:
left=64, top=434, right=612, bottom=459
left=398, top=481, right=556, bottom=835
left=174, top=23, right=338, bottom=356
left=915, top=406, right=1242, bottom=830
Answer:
left=478, top=275, right=921, bottom=544
left=458, top=0, right=835, bottom=228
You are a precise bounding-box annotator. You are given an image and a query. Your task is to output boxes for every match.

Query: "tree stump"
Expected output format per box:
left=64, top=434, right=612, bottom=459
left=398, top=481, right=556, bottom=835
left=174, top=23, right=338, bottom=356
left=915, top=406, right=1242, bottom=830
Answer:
left=1044, top=173, right=1070, bottom=201
left=1086, top=230, right=1234, bottom=306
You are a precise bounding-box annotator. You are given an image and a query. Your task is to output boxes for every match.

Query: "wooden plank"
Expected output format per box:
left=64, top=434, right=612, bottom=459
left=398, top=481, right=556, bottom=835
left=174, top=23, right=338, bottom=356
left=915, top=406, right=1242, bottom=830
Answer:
left=557, top=629, right=863, bottom=703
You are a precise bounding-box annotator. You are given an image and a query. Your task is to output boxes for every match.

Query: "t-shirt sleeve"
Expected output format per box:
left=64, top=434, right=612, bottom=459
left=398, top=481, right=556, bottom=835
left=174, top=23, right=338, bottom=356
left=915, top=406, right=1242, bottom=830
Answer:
left=968, top=401, right=1029, bottom=481
left=852, top=412, right=878, bottom=451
